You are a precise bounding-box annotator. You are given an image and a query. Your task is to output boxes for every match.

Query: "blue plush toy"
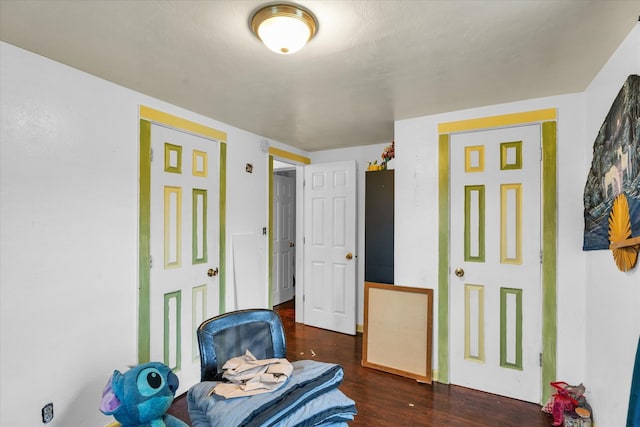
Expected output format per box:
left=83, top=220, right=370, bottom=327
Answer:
left=100, top=362, right=188, bottom=427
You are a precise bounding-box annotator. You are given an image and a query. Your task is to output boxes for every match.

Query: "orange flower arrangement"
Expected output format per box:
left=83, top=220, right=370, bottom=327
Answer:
left=381, top=141, right=395, bottom=164
left=368, top=141, right=395, bottom=171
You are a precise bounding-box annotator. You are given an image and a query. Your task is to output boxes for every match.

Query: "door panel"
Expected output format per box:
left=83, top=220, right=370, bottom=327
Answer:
left=272, top=173, right=295, bottom=306
left=303, top=161, right=356, bottom=335
left=449, top=125, right=541, bottom=402
left=149, top=124, right=220, bottom=394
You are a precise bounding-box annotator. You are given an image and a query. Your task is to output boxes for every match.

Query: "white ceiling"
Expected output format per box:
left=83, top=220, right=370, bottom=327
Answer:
left=1, top=1, right=638, bottom=151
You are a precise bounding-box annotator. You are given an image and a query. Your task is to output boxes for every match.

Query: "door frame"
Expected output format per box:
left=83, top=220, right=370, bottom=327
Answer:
left=268, top=147, right=310, bottom=320
left=138, top=105, right=227, bottom=363
left=438, top=108, right=557, bottom=403
left=271, top=172, right=296, bottom=306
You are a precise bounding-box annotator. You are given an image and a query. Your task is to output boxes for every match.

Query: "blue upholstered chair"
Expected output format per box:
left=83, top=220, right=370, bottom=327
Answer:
left=190, top=308, right=357, bottom=425
left=196, top=308, right=286, bottom=382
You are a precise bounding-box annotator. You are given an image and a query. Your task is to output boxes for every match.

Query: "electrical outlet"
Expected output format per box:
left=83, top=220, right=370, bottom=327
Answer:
left=41, top=402, right=53, bottom=424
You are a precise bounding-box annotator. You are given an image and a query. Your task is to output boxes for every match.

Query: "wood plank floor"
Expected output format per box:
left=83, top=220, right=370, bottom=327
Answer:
left=167, top=302, right=553, bottom=426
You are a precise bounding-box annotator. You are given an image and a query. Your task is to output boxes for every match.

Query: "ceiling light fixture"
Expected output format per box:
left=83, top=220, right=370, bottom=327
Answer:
left=250, top=3, right=318, bottom=55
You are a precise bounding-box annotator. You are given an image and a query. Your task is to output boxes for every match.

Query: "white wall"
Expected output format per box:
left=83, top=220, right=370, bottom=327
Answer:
left=393, top=22, right=639, bottom=427
left=310, top=143, right=390, bottom=326
left=0, top=42, right=301, bottom=427
left=223, top=127, right=268, bottom=312
left=583, top=23, right=640, bottom=427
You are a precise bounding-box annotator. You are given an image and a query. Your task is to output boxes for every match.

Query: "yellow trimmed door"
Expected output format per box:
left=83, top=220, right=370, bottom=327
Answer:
left=449, top=125, right=541, bottom=402
left=149, top=123, right=220, bottom=394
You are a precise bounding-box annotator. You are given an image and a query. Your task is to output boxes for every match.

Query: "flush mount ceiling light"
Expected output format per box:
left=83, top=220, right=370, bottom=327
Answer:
left=250, top=3, right=318, bottom=54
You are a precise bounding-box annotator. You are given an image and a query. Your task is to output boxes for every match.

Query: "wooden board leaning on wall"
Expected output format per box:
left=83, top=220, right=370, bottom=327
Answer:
left=362, top=282, right=433, bottom=383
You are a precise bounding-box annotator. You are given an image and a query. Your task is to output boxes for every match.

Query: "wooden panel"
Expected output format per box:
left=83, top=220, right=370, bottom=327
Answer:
left=464, top=185, right=485, bottom=262
left=192, top=285, right=207, bottom=361
left=501, top=183, right=522, bottom=264
left=465, top=145, right=485, bottom=172
left=363, top=282, right=433, bottom=383
left=164, top=290, right=181, bottom=370
left=500, top=287, right=523, bottom=370
left=164, top=186, right=182, bottom=268
left=192, top=149, right=207, bottom=177
left=332, top=196, right=347, bottom=247
left=164, top=143, right=182, bottom=174
left=464, top=284, right=485, bottom=362
left=500, top=141, right=522, bottom=170
left=332, top=263, right=347, bottom=314
left=311, top=197, right=325, bottom=246
left=192, top=189, right=207, bottom=264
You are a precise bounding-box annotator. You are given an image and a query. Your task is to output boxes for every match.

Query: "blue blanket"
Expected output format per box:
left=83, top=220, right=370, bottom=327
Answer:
left=187, top=360, right=356, bottom=427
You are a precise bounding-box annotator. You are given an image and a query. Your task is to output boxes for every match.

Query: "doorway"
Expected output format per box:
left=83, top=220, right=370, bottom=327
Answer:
left=272, top=159, right=297, bottom=308
left=268, top=152, right=357, bottom=335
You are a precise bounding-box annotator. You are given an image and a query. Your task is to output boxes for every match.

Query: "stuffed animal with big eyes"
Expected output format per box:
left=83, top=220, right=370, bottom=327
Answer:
left=100, top=362, right=188, bottom=427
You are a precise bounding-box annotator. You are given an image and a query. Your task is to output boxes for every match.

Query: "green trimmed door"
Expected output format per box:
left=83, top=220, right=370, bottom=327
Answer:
left=149, top=123, right=220, bottom=394
left=449, top=125, right=541, bottom=402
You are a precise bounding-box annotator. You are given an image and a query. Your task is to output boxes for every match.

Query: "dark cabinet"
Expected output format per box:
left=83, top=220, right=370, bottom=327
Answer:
left=365, top=169, right=394, bottom=284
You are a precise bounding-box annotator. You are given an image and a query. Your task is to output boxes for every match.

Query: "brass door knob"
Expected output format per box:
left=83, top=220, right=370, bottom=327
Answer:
left=346, top=253, right=353, bottom=260
left=207, top=267, right=219, bottom=277
left=288, top=242, right=295, bottom=247
left=454, top=267, right=464, bottom=278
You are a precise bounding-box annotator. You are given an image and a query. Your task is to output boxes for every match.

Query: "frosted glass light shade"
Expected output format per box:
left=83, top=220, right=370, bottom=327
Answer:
left=251, top=4, right=317, bottom=55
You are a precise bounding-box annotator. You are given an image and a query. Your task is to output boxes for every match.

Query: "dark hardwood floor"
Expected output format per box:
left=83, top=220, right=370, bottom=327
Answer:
left=167, top=302, right=553, bottom=426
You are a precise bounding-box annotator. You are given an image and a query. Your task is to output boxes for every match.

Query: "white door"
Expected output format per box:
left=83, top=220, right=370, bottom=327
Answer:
left=149, top=123, right=220, bottom=394
left=449, top=125, right=541, bottom=402
left=303, top=161, right=357, bottom=335
left=272, top=173, right=295, bottom=306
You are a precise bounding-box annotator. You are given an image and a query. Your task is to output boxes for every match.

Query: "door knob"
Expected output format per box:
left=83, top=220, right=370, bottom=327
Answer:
left=346, top=252, right=353, bottom=260
left=454, top=267, right=464, bottom=278
left=207, top=267, right=219, bottom=277
left=288, top=242, right=295, bottom=247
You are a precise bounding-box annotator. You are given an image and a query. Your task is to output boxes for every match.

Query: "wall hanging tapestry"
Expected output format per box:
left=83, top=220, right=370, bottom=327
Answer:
left=583, top=75, right=639, bottom=258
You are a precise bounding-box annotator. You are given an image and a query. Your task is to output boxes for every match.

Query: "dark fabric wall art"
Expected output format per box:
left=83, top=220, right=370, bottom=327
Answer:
left=583, top=74, right=640, bottom=251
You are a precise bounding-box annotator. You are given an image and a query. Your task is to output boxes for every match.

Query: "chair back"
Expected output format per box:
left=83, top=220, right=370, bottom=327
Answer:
left=196, top=308, right=286, bottom=381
